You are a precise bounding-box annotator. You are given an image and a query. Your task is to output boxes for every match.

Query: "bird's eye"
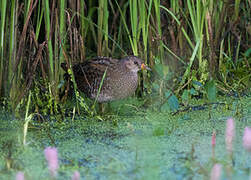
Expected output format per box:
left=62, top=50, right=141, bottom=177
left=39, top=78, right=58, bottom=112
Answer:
left=134, top=61, right=138, bottom=65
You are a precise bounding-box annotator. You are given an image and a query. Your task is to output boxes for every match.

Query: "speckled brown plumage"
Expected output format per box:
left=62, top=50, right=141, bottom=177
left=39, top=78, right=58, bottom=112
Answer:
left=61, top=56, right=150, bottom=102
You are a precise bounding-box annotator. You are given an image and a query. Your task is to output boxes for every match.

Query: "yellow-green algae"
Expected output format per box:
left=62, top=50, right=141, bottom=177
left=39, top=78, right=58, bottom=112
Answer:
left=0, top=96, right=250, bottom=179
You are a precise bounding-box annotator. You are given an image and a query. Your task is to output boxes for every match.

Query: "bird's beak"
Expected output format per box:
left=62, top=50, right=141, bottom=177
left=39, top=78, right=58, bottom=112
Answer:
left=141, top=63, right=151, bottom=71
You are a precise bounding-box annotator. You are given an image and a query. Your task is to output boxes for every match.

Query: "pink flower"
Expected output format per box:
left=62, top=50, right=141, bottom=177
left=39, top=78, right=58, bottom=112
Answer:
left=243, top=127, right=251, bottom=152
left=71, top=171, right=81, bottom=180
left=44, top=147, right=59, bottom=177
left=211, top=130, right=216, bottom=158
left=16, top=172, right=25, bottom=180
left=212, top=130, right=216, bottom=148
left=210, top=164, right=222, bottom=180
left=225, top=118, right=235, bottom=154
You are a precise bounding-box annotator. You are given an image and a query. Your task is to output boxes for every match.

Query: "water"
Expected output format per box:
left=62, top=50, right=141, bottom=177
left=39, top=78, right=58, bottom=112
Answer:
left=0, top=96, right=250, bottom=179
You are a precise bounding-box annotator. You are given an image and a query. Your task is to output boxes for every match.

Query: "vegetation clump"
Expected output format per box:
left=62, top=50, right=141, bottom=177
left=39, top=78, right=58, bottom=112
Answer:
left=0, top=0, right=249, bottom=115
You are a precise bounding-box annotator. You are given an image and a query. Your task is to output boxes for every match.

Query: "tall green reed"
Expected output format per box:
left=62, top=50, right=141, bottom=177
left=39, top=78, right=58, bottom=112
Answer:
left=97, top=0, right=109, bottom=56
left=35, top=0, right=43, bottom=40
left=115, top=0, right=139, bottom=56
left=43, top=0, right=54, bottom=80
left=0, top=0, right=249, bottom=114
left=40, top=0, right=67, bottom=113
left=161, top=0, right=208, bottom=88
left=140, top=0, right=152, bottom=61
left=79, top=0, right=86, bottom=59
left=160, top=5, right=194, bottom=49
left=187, top=0, right=207, bottom=79
left=8, top=0, right=18, bottom=106
left=0, top=0, right=7, bottom=96
left=115, top=0, right=153, bottom=59
left=8, top=0, right=17, bottom=90
left=129, top=0, right=139, bottom=56
left=153, top=0, right=164, bottom=63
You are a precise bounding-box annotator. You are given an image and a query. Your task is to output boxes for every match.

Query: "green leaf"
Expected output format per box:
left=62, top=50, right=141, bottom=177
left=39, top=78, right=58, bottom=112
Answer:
left=168, top=94, right=179, bottom=111
left=181, top=90, right=189, bottom=102
left=163, top=91, right=179, bottom=111
left=161, top=101, right=170, bottom=112
left=153, top=127, right=165, bottom=136
left=244, top=48, right=251, bottom=57
left=190, top=88, right=198, bottom=95
left=205, top=80, right=217, bottom=102
left=154, top=63, right=164, bottom=77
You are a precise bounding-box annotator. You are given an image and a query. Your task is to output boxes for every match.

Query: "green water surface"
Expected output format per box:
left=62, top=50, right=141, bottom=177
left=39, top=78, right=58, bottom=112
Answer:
left=0, top=96, right=251, bottom=179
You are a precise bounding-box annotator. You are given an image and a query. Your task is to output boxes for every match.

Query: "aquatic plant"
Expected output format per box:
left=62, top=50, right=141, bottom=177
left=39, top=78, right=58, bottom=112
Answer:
left=211, top=130, right=216, bottom=159
left=44, top=147, right=59, bottom=177
left=71, top=171, right=81, bottom=180
left=243, top=127, right=251, bottom=152
left=225, top=118, right=235, bottom=155
left=15, top=172, right=25, bottom=180
left=0, top=0, right=249, bottom=115
left=210, top=164, right=222, bottom=180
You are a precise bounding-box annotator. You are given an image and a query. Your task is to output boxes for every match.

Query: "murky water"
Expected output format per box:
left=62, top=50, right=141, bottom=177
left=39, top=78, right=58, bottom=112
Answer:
left=0, top=97, right=251, bottom=179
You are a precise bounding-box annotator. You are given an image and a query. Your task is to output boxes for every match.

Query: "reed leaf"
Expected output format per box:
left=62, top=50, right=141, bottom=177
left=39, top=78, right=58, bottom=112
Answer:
left=129, top=0, right=138, bottom=55
left=0, top=0, right=7, bottom=95
left=92, top=68, right=107, bottom=109
left=153, top=0, right=164, bottom=62
left=160, top=5, right=194, bottom=49
left=59, top=0, right=66, bottom=71
left=140, top=0, right=153, bottom=58
left=43, top=0, right=54, bottom=77
left=178, top=40, right=200, bottom=91
left=97, top=0, right=109, bottom=55
left=8, top=0, right=17, bottom=98
left=35, top=0, right=43, bottom=40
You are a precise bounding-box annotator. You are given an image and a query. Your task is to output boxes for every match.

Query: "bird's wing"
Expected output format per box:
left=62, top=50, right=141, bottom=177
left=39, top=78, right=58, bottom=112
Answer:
left=72, top=57, right=119, bottom=93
